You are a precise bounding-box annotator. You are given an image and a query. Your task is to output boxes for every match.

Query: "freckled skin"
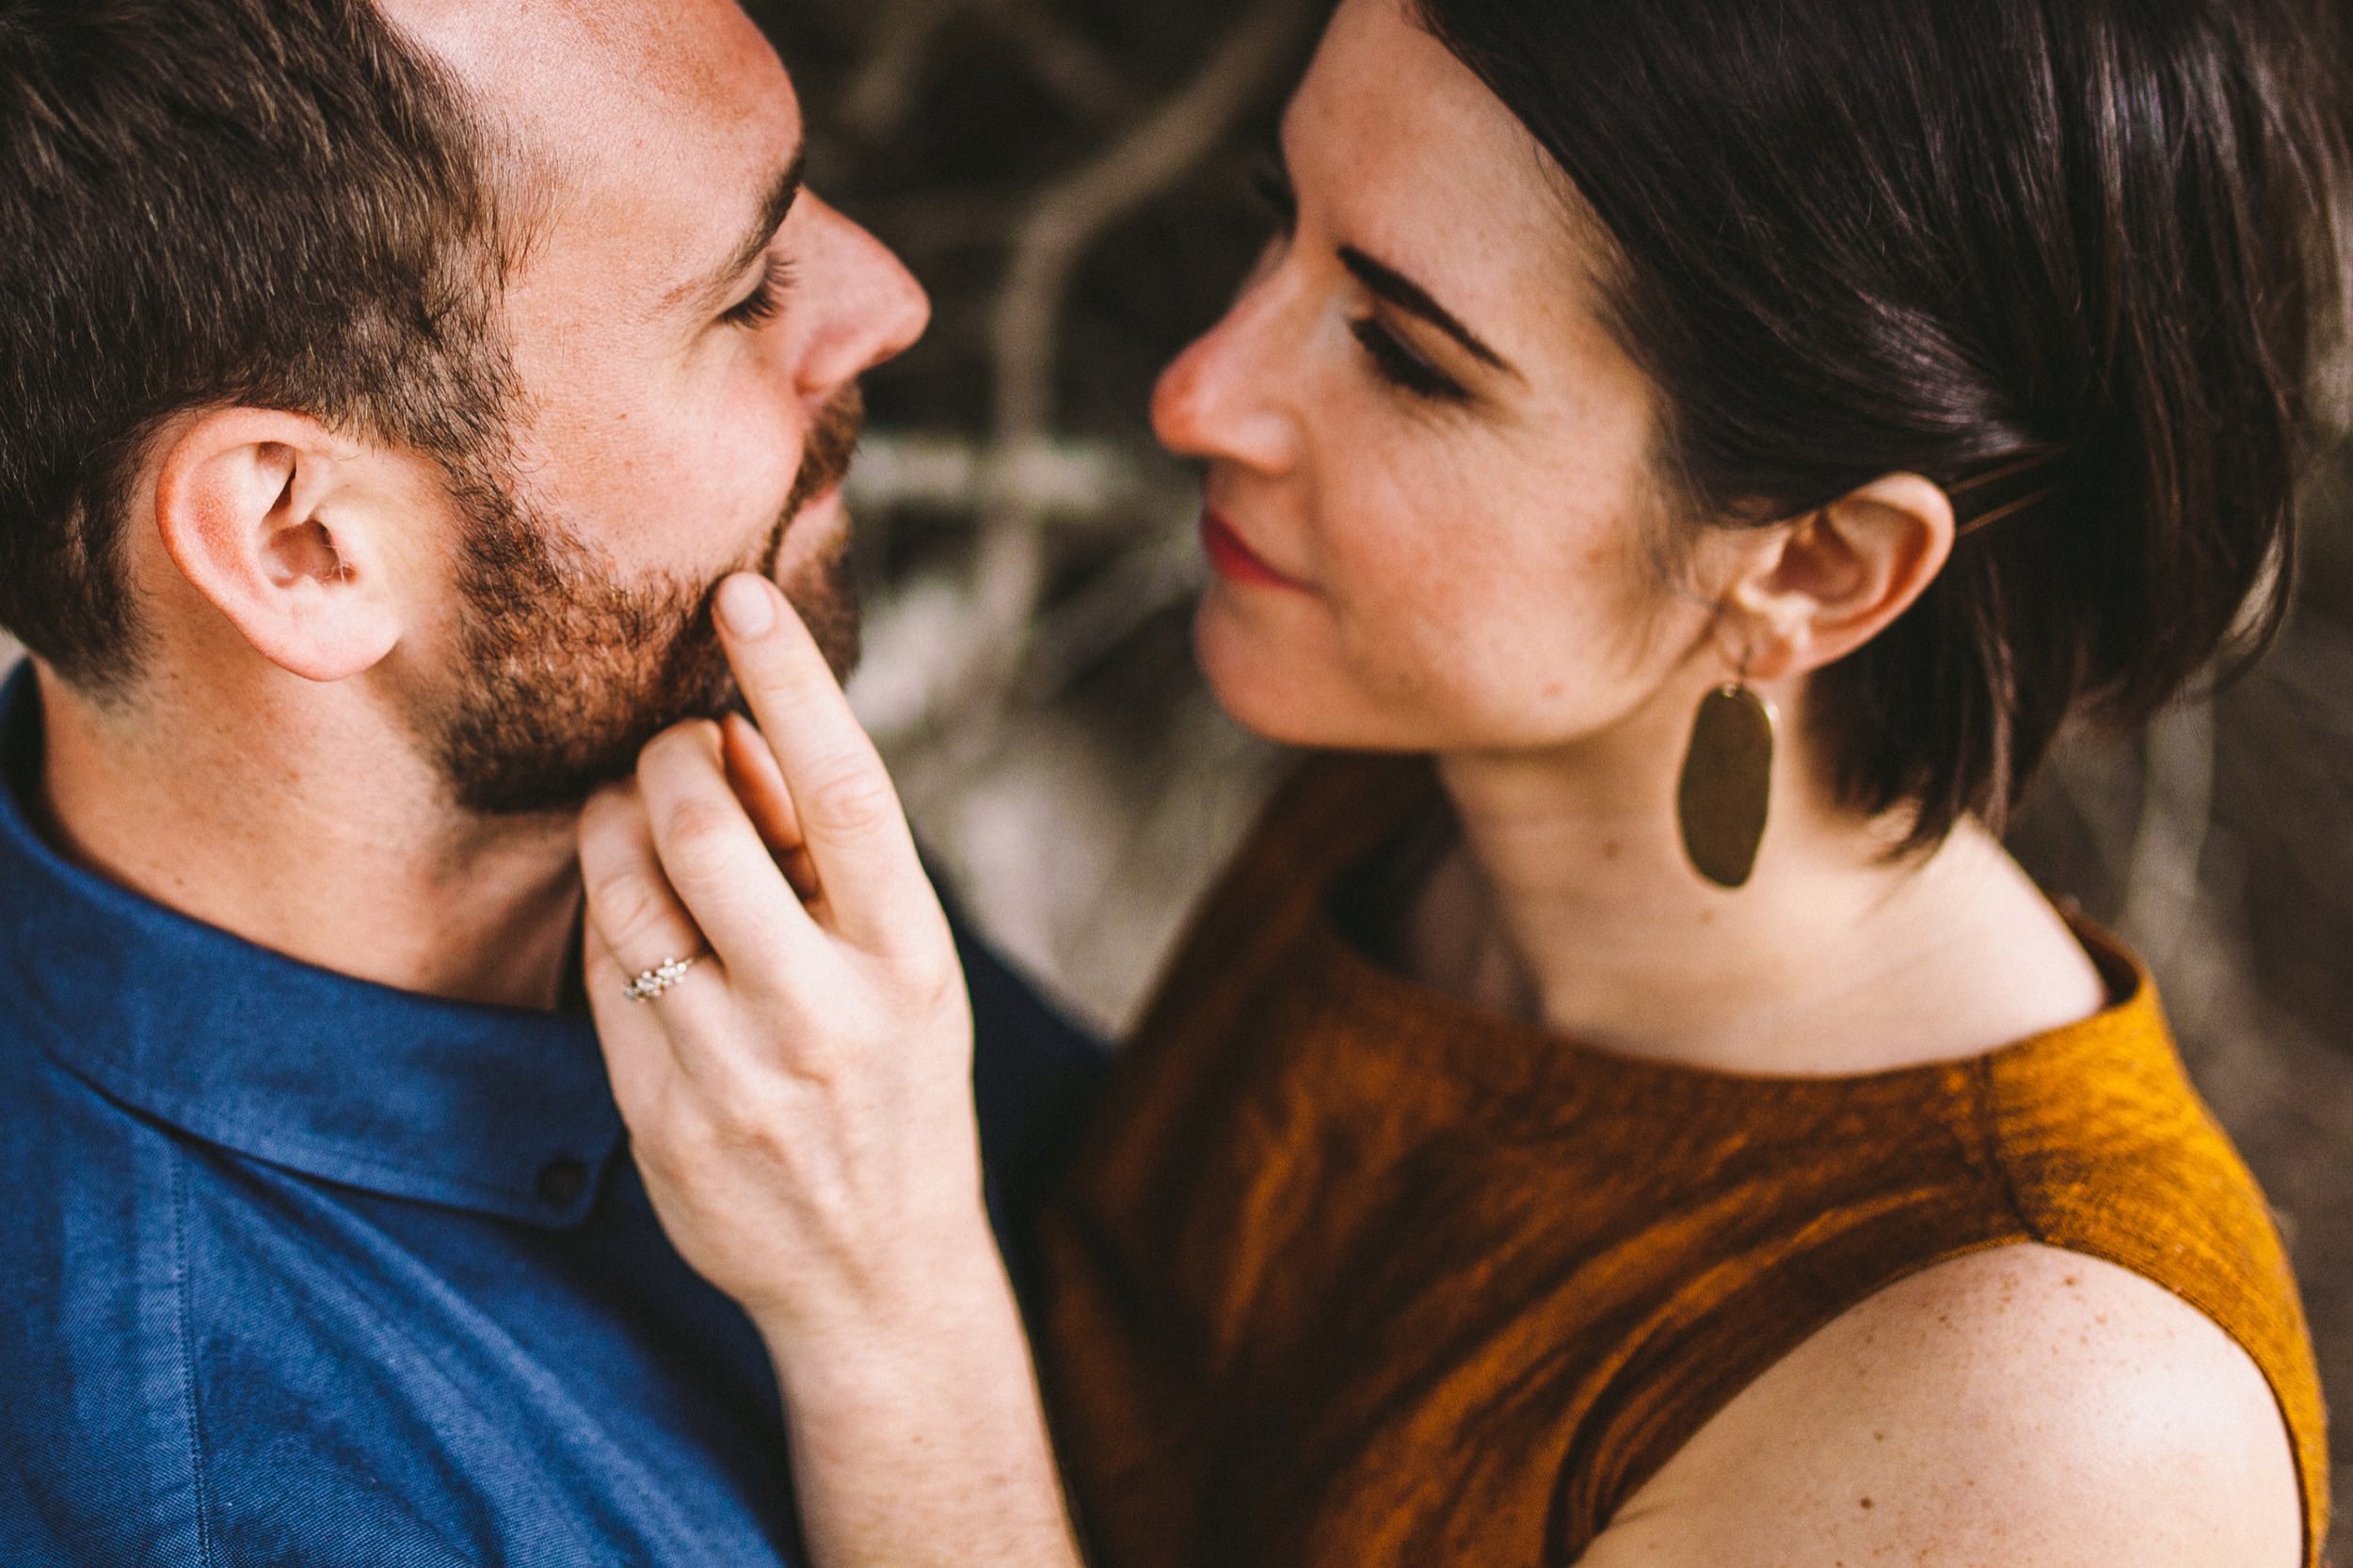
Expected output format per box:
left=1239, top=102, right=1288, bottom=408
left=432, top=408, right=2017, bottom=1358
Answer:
left=1150, top=1, right=2307, bottom=1563
left=1153, top=0, right=1679, bottom=760
left=38, top=0, right=931, bottom=1012
left=381, top=0, right=929, bottom=611
left=1577, top=1249, right=2301, bottom=1568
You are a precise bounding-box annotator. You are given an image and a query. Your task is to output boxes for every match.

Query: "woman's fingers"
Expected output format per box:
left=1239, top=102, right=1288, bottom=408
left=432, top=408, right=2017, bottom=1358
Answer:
left=580, top=921, right=682, bottom=1126
left=713, top=574, right=931, bottom=951
left=580, top=780, right=715, bottom=975
left=722, top=712, right=820, bottom=903
left=578, top=781, right=733, bottom=1064
left=632, top=719, right=816, bottom=975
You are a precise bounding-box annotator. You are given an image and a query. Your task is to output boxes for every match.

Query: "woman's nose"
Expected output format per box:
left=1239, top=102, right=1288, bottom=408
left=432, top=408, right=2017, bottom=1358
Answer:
left=1150, top=278, right=1297, bottom=477
left=796, top=197, right=932, bottom=395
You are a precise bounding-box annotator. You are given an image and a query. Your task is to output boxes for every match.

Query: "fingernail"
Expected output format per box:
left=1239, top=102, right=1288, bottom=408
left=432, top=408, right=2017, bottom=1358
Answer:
left=717, top=575, right=776, bottom=637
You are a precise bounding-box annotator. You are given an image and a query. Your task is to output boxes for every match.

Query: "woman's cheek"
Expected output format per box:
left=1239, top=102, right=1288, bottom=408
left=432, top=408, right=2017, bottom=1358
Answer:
left=1330, top=523, right=1499, bottom=681
left=1345, top=533, right=1641, bottom=744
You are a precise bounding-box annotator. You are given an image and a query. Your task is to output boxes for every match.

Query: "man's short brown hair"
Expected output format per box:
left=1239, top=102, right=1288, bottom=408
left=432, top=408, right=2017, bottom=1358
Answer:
left=0, top=0, right=520, bottom=690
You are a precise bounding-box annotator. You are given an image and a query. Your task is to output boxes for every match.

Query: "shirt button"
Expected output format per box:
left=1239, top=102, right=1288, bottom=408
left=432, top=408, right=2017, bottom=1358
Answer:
left=536, top=1156, right=590, bottom=1208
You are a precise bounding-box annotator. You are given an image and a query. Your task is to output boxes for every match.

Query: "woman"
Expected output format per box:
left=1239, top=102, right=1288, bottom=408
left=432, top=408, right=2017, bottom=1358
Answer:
left=576, top=0, right=2344, bottom=1562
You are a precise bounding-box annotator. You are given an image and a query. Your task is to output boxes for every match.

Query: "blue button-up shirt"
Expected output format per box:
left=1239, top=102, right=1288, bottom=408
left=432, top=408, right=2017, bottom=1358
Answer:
left=0, top=668, right=1105, bottom=1566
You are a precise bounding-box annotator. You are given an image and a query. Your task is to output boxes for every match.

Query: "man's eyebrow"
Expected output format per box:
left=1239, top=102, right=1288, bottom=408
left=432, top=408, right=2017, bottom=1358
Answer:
left=667, top=142, right=808, bottom=314
left=1338, top=245, right=1516, bottom=376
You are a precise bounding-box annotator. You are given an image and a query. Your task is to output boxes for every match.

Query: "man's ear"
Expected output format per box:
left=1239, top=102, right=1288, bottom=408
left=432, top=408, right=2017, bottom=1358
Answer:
left=1720, top=473, right=1956, bottom=681
left=151, top=408, right=409, bottom=683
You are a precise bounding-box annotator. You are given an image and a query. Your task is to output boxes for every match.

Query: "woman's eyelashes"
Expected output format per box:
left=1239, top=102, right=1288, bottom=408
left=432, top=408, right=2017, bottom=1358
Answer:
left=721, top=255, right=794, bottom=330
left=1250, top=161, right=1298, bottom=235
left=1350, top=316, right=1469, bottom=404
left=1248, top=160, right=1468, bottom=407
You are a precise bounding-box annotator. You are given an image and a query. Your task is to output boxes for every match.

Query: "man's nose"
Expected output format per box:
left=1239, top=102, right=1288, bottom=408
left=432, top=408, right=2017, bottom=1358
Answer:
left=796, top=196, right=932, bottom=395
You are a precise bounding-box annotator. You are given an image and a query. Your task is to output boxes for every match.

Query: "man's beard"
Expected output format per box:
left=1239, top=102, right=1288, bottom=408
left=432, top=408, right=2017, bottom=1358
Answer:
left=421, top=387, right=866, bottom=818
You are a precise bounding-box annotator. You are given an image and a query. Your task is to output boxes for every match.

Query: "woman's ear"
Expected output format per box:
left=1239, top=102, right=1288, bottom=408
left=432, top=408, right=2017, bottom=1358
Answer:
left=151, top=408, right=410, bottom=684
left=1721, top=473, right=1955, bottom=681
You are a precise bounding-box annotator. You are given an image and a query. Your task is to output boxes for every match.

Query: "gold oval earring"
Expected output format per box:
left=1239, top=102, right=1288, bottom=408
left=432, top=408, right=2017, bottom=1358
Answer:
left=1676, top=676, right=1778, bottom=890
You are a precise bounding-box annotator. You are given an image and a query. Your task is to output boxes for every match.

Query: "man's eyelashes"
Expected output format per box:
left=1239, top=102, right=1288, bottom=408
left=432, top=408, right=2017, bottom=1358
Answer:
left=721, top=256, right=795, bottom=329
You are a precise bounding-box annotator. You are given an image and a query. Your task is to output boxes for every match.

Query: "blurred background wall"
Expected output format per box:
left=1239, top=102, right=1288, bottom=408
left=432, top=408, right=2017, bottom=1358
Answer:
left=3, top=0, right=2340, bottom=1546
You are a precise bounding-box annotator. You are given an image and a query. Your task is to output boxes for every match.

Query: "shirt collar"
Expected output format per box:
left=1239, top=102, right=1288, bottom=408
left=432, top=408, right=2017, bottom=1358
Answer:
left=0, top=665, right=623, bottom=1228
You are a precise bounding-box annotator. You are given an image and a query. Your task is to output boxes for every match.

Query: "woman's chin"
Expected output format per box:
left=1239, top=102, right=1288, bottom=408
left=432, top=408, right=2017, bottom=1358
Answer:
left=1193, top=596, right=1388, bottom=752
left=1200, top=682, right=1328, bottom=749
left=1194, top=597, right=1313, bottom=744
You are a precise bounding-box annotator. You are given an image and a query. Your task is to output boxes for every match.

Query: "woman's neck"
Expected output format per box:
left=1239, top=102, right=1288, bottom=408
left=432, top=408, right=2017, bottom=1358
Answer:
left=1425, top=722, right=2107, bottom=1078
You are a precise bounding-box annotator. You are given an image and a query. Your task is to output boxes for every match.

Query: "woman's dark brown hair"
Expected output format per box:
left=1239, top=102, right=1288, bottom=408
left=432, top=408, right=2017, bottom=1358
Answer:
left=1416, top=0, right=2351, bottom=845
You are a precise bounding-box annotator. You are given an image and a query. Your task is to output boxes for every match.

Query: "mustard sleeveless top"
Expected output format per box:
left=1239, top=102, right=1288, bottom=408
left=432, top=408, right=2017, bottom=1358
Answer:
left=1035, top=756, right=2329, bottom=1566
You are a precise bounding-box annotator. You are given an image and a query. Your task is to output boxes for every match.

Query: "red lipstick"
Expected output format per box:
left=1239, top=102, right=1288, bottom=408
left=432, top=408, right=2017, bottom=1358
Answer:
left=1201, top=509, right=1308, bottom=592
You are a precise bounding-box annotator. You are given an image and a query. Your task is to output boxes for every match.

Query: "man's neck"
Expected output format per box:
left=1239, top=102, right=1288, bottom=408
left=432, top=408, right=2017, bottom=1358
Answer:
left=34, top=665, right=585, bottom=1013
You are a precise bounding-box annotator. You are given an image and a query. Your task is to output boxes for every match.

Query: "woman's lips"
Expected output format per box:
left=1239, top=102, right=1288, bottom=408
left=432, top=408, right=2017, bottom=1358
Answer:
left=1201, top=509, right=1310, bottom=592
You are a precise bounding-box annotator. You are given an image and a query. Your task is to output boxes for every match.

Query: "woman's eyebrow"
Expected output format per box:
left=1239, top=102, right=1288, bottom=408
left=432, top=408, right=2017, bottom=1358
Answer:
left=1338, top=245, right=1517, bottom=377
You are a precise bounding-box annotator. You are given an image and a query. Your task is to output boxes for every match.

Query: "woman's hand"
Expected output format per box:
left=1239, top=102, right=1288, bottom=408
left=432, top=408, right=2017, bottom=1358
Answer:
left=577, top=573, right=1086, bottom=1567
left=576, top=571, right=991, bottom=1351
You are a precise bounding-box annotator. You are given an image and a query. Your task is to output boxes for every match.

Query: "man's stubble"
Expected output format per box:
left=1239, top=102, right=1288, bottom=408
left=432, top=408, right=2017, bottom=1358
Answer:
left=423, top=387, right=866, bottom=818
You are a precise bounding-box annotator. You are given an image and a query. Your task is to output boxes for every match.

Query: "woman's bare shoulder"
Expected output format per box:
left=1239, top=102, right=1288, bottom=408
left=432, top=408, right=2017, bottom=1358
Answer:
left=1577, top=1244, right=2302, bottom=1568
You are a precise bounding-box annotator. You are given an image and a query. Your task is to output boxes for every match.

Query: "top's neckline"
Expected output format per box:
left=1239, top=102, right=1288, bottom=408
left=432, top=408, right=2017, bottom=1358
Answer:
left=1277, top=755, right=2167, bottom=1112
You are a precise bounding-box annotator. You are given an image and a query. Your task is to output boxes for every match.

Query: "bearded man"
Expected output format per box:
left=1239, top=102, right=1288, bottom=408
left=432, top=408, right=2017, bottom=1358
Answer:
left=0, top=2, right=1102, bottom=1561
